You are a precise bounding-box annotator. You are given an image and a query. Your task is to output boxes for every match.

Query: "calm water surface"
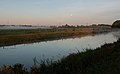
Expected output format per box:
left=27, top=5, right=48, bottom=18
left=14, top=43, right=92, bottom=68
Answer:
left=0, top=31, right=120, bottom=67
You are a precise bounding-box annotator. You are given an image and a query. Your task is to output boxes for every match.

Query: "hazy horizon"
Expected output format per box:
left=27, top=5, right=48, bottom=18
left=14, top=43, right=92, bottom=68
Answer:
left=0, top=0, right=120, bottom=26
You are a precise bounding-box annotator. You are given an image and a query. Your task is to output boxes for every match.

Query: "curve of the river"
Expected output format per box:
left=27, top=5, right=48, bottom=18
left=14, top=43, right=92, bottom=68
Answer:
left=0, top=31, right=120, bottom=68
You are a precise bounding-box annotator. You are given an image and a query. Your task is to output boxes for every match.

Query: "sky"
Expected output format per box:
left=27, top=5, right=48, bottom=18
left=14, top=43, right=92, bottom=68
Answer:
left=0, top=0, right=120, bottom=26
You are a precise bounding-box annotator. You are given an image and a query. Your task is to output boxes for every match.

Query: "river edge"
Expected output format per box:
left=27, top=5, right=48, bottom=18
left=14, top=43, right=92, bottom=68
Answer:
left=0, top=36, right=120, bottom=74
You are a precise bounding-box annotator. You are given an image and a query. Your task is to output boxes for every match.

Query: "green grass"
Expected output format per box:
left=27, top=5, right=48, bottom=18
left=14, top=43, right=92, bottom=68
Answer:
left=0, top=39, right=120, bottom=74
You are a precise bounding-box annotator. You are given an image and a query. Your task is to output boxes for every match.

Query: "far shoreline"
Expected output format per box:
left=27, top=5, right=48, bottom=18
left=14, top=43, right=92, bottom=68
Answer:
left=0, top=27, right=118, bottom=47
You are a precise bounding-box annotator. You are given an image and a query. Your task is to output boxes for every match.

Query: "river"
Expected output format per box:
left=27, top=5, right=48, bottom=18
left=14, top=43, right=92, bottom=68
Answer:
left=0, top=31, right=120, bottom=68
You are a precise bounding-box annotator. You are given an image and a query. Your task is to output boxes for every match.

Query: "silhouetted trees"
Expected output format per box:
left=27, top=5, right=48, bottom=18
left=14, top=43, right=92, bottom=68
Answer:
left=112, top=20, right=120, bottom=28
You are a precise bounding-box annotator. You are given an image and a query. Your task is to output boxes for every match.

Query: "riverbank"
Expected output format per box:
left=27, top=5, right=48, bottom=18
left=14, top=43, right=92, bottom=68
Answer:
left=0, top=27, right=115, bottom=47
left=31, top=38, right=120, bottom=74
left=0, top=38, right=120, bottom=74
left=0, top=27, right=94, bottom=47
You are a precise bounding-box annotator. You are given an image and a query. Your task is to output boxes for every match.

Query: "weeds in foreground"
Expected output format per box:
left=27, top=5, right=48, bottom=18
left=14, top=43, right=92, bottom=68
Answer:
left=0, top=39, right=120, bottom=74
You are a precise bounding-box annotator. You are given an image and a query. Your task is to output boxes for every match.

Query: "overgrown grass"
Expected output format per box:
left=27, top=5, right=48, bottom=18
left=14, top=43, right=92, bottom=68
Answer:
left=0, top=39, right=120, bottom=74
left=0, top=28, right=93, bottom=47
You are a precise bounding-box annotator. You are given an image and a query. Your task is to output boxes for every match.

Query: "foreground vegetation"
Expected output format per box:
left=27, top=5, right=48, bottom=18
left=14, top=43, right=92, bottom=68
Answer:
left=0, top=38, right=120, bottom=74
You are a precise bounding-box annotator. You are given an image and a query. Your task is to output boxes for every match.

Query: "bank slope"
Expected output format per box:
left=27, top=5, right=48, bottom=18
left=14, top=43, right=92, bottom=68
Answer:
left=0, top=39, right=120, bottom=74
left=31, top=39, right=120, bottom=74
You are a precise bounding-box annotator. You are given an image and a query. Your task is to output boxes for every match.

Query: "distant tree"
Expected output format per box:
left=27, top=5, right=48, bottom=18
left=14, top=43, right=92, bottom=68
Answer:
left=112, top=20, right=120, bottom=28
left=65, top=24, right=70, bottom=27
left=77, top=25, right=80, bottom=27
left=98, top=24, right=111, bottom=26
left=65, top=24, right=68, bottom=26
left=91, top=24, right=97, bottom=26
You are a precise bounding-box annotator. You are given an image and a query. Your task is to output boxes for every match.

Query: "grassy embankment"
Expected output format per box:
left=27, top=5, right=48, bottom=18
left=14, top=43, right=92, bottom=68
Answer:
left=0, top=38, right=120, bottom=74
left=0, top=28, right=93, bottom=47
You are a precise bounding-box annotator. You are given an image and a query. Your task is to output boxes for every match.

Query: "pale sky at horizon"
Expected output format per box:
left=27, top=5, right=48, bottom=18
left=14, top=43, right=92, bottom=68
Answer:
left=0, top=0, right=120, bottom=26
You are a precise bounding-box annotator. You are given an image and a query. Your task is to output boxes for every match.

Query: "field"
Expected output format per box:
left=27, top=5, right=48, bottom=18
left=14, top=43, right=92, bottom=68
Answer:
left=0, top=26, right=114, bottom=47
left=0, top=27, right=94, bottom=47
